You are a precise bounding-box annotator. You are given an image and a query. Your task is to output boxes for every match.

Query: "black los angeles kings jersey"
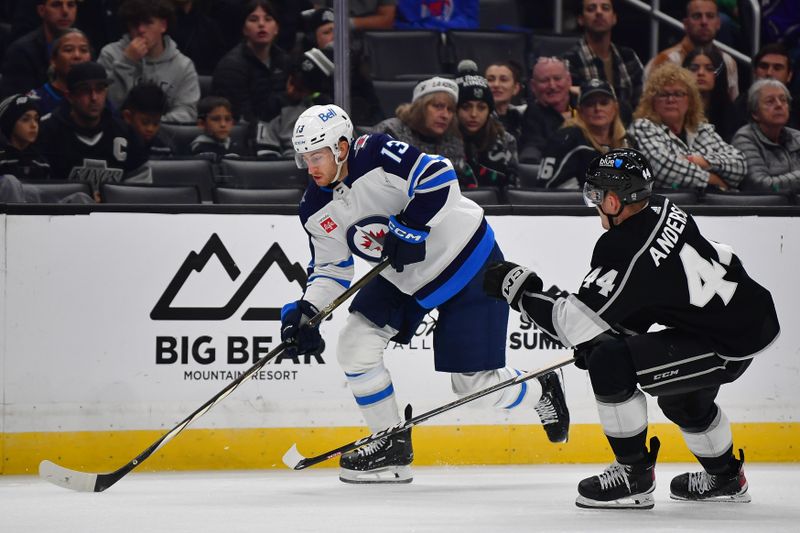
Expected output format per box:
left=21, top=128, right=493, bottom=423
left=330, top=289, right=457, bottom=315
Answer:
left=518, top=195, right=780, bottom=359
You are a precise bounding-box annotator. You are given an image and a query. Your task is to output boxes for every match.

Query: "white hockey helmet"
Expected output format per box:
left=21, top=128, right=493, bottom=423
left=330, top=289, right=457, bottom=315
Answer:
left=292, top=104, right=354, bottom=169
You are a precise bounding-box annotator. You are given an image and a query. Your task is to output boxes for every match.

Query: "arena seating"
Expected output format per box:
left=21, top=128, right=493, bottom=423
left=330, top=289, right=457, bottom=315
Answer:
left=461, top=187, right=502, bottom=206
left=20, top=180, right=92, bottom=202
left=213, top=186, right=305, bottom=205
left=506, top=188, right=585, bottom=206
left=363, top=31, right=444, bottom=80
left=149, top=157, right=216, bottom=201
left=100, top=183, right=201, bottom=204
left=702, top=192, right=792, bottom=206
left=447, top=30, right=529, bottom=73
left=217, top=157, right=308, bottom=189
left=478, top=0, right=521, bottom=30
left=371, top=79, right=420, bottom=118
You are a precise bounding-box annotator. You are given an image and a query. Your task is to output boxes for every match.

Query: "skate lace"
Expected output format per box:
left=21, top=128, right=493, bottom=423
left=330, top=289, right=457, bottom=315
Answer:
left=687, top=471, right=716, bottom=494
left=534, top=396, right=558, bottom=424
left=598, top=462, right=631, bottom=492
left=355, top=437, right=387, bottom=458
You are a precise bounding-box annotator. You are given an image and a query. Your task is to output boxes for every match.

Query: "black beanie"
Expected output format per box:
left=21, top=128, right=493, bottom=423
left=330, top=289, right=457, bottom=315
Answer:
left=455, top=59, right=494, bottom=112
left=0, top=94, right=39, bottom=139
left=307, top=8, right=334, bottom=33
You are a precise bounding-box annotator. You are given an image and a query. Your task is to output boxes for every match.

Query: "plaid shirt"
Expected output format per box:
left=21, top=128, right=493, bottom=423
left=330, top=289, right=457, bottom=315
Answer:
left=630, top=118, right=747, bottom=190
left=563, top=38, right=644, bottom=111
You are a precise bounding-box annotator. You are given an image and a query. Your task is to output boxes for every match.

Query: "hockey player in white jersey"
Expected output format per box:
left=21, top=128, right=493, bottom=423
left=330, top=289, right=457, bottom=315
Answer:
left=280, top=103, right=570, bottom=484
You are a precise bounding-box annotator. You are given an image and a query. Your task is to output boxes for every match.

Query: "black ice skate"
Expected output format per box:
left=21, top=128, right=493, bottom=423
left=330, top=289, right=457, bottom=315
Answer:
left=670, top=449, right=751, bottom=503
left=535, top=370, right=570, bottom=443
left=339, top=428, right=413, bottom=484
left=575, top=437, right=660, bottom=510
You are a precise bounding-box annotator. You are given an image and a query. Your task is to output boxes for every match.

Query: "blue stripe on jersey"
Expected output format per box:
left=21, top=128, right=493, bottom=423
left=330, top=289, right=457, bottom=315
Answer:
left=307, top=274, right=351, bottom=288
left=354, top=383, right=395, bottom=406
left=333, top=257, right=355, bottom=268
left=506, top=370, right=527, bottom=409
left=407, top=154, right=433, bottom=197
left=415, top=167, right=457, bottom=191
left=416, top=220, right=495, bottom=309
left=344, top=371, right=365, bottom=378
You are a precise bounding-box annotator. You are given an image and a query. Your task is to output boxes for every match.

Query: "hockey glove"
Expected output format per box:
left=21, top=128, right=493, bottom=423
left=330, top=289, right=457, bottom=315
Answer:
left=381, top=213, right=430, bottom=272
left=280, top=300, right=323, bottom=356
left=572, top=332, right=624, bottom=370
left=483, top=261, right=543, bottom=308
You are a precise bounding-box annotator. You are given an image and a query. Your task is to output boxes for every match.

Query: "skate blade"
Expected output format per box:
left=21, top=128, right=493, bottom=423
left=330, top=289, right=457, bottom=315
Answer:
left=575, top=493, right=655, bottom=510
left=339, top=465, right=413, bottom=484
left=669, top=492, right=751, bottom=503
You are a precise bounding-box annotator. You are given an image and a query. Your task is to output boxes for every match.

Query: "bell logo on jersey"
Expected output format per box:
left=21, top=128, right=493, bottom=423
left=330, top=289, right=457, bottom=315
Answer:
left=318, top=108, right=337, bottom=122
left=320, top=216, right=338, bottom=233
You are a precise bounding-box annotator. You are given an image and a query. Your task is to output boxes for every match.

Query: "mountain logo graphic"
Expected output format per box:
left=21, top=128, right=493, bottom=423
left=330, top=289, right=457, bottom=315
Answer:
left=150, top=233, right=307, bottom=321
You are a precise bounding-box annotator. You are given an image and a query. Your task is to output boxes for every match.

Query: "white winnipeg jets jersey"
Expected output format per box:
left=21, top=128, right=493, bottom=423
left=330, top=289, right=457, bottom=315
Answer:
left=298, top=133, right=495, bottom=311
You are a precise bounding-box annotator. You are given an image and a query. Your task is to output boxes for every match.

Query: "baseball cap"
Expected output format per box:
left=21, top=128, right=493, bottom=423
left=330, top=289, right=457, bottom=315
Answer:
left=66, top=61, right=114, bottom=92
left=578, top=79, right=616, bottom=105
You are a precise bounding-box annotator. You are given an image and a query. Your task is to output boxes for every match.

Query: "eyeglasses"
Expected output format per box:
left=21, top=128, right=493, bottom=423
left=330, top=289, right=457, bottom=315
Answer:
left=655, top=91, right=688, bottom=100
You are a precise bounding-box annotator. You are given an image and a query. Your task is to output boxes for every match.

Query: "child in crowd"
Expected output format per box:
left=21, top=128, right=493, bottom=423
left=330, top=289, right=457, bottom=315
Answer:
left=0, top=93, right=51, bottom=180
left=122, top=82, right=176, bottom=157
left=191, top=96, right=245, bottom=159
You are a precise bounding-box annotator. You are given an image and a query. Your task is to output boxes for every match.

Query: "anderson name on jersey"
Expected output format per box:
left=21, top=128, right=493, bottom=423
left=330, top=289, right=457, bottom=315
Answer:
left=299, top=132, right=495, bottom=312
left=515, top=195, right=779, bottom=360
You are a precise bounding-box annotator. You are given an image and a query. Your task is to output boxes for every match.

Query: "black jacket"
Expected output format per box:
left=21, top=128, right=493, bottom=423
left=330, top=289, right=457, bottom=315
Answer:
left=211, top=42, right=289, bottom=123
left=0, top=143, right=51, bottom=180
left=0, top=28, right=49, bottom=97
left=518, top=96, right=578, bottom=164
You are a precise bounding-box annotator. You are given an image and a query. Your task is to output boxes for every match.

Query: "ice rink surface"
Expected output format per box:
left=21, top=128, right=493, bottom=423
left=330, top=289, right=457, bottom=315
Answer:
left=1, top=463, right=799, bottom=533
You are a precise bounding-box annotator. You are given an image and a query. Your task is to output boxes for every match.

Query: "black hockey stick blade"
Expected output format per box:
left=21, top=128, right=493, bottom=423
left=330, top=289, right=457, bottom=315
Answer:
left=40, top=259, right=391, bottom=492
left=282, top=354, right=575, bottom=470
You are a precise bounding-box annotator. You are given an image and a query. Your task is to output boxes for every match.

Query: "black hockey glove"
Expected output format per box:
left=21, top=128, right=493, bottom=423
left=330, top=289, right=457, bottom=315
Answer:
left=280, top=300, right=323, bottom=356
left=381, top=213, right=430, bottom=272
left=483, top=261, right=544, bottom=308
left=572, top=333, right=623, bottom=370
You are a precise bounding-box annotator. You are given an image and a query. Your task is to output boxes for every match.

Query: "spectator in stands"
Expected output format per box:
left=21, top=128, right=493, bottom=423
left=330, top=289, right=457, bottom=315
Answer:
left=682, top=45, right=737, bottom=142
left=30, top=28, right=91, bottom=115
left=254, top=47, right=335, bottom=158
left=0, top=0, right=77, bottom=97
left=169, top=0, right=227, bottom=76
left=190, top=96, right=246, bottom=159
left=519, top=57, right=577, bottom=163
left=645, top=0, right=738, bottom=101
left=122, top=81, right=176, bottom=157
left=629, top=62, right=745, bottom=191
left=395, top=0, right=477, bottom=30
left=99, top=0, right=200, bottom=123
left=732, top=79, right=800, bottom=193
left=0, top=93, right=51, bottom=180
left=37, top=61, right=151, bottom=196
left=212, top=0, right=288, bottom=124
left=485, top=60, right=525, bottom=142
left=314, top=0, right=396, bottom=31
left=734, top=43, right=798, bottom=130
left=537, top=79, right=631, bottom=189
left=299, top=9, right=384, bottom=125
left=562, top=0, right=644, bottom=125
left=455, top=62, right=518, bottom=189
left=372, top=76, right=466, bottom=177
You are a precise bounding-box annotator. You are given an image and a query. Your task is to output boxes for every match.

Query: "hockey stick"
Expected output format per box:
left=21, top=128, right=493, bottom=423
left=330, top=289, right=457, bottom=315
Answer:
left=40, top=258, right=390, bottom=492
left=282, top=354, right=575, bottom=470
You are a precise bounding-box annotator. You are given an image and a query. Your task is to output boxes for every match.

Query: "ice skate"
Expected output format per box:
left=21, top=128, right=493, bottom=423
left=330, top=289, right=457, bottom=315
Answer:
left=339, top=428, right=413, bottom=484
left=575, top=437, right=660, bottom=510
left=535, top=370, right=570, bottom=443
left=670, top=449, right=751, bottom=503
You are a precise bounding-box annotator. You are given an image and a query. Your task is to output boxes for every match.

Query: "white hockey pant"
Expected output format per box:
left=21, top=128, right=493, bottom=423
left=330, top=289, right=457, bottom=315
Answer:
left=451, top=368, right=542, bottom=410
left=337, top=312, right=401, bottom=432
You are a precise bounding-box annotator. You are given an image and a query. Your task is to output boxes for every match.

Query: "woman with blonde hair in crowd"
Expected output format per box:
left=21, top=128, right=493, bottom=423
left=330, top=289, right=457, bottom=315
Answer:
left=372, top=76, right=466, bottom=176
left=537, top=79, right=630, bottom=189
left=629, top=62, right=745, bottom=191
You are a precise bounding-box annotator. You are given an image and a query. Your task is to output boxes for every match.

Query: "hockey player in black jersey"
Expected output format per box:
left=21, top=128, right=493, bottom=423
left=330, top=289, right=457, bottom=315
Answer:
left=484, top=147, right=780, bottom=509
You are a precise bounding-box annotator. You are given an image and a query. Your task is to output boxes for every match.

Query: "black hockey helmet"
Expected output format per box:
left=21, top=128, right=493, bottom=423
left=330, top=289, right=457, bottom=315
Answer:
left=584, top=148, right=654, bottom=207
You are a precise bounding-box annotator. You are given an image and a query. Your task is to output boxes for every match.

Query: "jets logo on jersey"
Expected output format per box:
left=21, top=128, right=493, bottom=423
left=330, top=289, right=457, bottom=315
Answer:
left=346, top=215, right=389, bottom=261
left=320, top=216, right=338, bottom=233
left=353, top=134, right=370, bottom=156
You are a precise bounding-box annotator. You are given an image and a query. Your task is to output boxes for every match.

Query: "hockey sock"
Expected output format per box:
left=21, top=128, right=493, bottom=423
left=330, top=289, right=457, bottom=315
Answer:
left=681, top=408, right=735, bottom=474
left=451, top=367, right=542, bottom=410
left=345, top=363, right=401, bottom=433
left=596, top=388, right=649, bottom=464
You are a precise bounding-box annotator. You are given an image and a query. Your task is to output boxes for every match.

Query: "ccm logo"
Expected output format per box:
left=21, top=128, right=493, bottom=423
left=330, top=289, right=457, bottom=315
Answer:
left=652, top=369, right=679, bottom=381
left=388, top=219, right=425, bottom=242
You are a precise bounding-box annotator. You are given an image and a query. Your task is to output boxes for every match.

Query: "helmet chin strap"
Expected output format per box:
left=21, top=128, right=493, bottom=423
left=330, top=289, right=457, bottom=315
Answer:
left=599, top=198, right=625, bottom=228
left=330, top=144, right=348, bottom=185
